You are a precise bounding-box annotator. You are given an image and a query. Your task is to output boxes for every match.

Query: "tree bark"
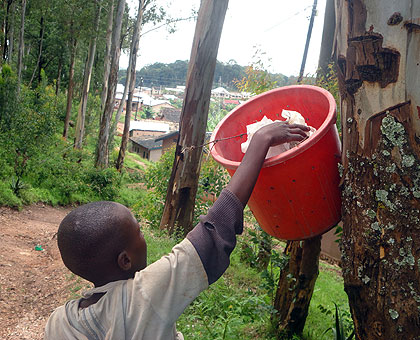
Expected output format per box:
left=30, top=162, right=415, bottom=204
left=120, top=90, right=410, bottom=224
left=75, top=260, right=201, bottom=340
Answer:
left=160, top=0, right=229, bottom=236
left=95, top=0, right=125, bottom=168
left=271, top=2, right=339, bottom=333
left=2, top=0, right=14, bottom=63
left=63, top=32, right=77, bottom=139
left=28, top=15, right=44, bottom=87
left=55, top=55, right=62, bottom=95
left=7, top=0, right=15, bottom=64
left=334, top=1, right=420, bottom=339
left=317, top=0, right=335, bottom=80
left=272, top=237, right=321, bottom=337
left=100, top=0, right=114, bottom=112
left=16, top=0, right=26, bottom=92
left=116, top=0, right=145, bottom=171
left=74, top=2, right=101, bottom=149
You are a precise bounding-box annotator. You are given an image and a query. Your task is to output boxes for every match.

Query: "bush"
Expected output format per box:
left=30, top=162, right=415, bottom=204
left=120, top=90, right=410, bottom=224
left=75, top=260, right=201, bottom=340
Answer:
left=0, top=181, right=22, bottom=209
left=134, top=148, right=229, bottom=230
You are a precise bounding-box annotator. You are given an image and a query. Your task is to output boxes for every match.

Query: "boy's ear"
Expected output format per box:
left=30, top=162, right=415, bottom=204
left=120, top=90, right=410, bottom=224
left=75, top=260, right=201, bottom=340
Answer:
left=117, top=251, right=132, bottom=271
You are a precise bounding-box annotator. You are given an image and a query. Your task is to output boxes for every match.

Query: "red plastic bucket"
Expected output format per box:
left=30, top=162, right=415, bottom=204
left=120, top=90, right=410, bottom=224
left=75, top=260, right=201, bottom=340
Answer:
left=210, top=85, right=341, bottom=240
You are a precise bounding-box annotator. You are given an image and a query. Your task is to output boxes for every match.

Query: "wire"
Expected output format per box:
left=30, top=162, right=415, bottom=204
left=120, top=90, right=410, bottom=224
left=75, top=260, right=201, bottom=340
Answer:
left=263, top=5, right=312, bottom=33
left=180, top=133, right=247, bottom=155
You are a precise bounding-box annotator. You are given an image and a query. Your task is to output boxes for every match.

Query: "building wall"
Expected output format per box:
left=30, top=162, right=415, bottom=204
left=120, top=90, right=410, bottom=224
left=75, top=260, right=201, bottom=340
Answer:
left=149, top=149, right=162, bottom=162
left=162, top=137, right=178, bottom=153
left=129, top=141, right=162, bottom=162
left=129, top=142, right=148, bottom=158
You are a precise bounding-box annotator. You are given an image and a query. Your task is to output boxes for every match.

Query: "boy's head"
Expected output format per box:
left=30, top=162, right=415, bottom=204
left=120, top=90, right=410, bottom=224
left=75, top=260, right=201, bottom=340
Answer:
left=57, top=201, right=147, bottom=286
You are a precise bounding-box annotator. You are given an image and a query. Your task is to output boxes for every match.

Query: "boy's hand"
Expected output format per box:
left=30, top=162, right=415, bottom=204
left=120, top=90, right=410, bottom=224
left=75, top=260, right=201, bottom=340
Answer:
left=226, top=122, right=311, bottom=206
left=253, top=122, right=310, bottom=148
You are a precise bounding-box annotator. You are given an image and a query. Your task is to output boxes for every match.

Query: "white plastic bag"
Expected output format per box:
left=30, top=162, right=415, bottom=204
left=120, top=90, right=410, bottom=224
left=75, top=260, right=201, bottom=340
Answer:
left=240, top=110, right=315, bottom=159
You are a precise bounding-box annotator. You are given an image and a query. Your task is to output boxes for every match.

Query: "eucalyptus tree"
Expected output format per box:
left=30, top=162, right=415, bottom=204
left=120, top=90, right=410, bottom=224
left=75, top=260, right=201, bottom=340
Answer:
left=74, top=0, right=102, bottom=149
left=115, top=0, right=145, bottom=170
left=95, top=0, right=126, bottom=167
left=160, top=0, right=229, bottom=235
left=334, top=1, right=420, bottom=338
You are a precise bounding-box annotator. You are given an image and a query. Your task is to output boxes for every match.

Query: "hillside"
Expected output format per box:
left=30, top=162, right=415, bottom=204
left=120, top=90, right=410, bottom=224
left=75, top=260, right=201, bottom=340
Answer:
left=118, top=60, right=293, bottom=91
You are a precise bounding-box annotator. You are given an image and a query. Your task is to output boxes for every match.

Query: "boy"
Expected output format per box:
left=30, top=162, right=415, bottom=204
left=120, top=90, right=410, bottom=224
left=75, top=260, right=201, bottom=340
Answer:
left=45, top=122, right=310, bottom=339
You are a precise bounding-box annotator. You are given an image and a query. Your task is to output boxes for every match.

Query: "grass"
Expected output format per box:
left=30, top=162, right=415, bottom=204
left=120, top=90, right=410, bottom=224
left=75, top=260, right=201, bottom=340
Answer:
left=140, top=225, right=350, bottom=340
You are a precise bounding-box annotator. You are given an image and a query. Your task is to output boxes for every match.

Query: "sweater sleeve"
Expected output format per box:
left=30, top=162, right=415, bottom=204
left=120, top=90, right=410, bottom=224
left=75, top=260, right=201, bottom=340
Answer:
left=186, top=188, right=244, bottom=285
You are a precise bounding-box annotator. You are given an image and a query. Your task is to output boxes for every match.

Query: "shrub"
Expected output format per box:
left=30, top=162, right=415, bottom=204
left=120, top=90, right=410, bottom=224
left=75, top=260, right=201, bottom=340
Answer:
left=0, top=180, right=22, bottom=208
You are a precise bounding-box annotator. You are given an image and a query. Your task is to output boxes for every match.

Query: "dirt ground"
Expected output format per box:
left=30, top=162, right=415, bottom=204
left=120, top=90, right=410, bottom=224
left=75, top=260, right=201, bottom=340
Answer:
left=0, top=204, right=91, bottom=340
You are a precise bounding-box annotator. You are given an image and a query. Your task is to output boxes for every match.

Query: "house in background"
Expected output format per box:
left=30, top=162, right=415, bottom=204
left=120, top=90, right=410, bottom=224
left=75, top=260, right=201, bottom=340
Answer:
left=129, top=120, right=170, bottom=138
left=155, top=131, right=179, bottom=153
left=129, top=137, right=162, bottom=162
left=155, top=107, right=181, bottom=125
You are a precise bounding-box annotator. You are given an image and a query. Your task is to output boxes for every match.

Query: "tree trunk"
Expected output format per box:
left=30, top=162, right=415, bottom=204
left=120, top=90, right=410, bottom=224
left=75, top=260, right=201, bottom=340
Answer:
left=116, top=0, right=145, bottom=171
left=28, top=15, right=44, bottom=87
left=334, top=1, right=420, bottom=339
left=55, top=55, right=62, bottom=95
left=2, top=0, right=13, bottom=62
left=16, top=0, right=26, bottom=92
left=74, top=2, right=101, bottom=149
left=100, top=0, right=114, bottom=112
left=271, top=2, right=338, bottom=333
left=63, top=33, right=77, bottom=139
left=297, top=0, right=318, bottom=83
left=7, top=0, right=15, bottom=64
left=272, top=237, right=321, bottom=337
left=160, top=0, right=229, bottom=236
left=95, top=0, right=125, bottom=168
left=317, top=0, right=335, bottom=79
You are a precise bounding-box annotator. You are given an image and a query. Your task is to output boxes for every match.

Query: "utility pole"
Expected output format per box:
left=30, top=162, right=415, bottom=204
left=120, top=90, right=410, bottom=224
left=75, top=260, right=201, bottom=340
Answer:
left=297, top=0, right=318, bottom=83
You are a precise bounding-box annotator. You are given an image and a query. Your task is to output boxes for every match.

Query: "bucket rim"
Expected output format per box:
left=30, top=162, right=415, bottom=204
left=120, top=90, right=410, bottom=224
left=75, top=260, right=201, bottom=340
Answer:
left=210, top=85, right=337, bottom=170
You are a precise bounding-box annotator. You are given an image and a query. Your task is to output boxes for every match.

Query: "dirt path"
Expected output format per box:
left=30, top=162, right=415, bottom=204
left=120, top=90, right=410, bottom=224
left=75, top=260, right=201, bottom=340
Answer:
left=0, top=204, right=91, bottom=340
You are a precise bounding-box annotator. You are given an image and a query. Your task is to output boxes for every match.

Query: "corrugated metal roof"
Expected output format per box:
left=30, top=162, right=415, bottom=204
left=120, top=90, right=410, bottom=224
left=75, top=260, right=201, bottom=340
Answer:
left=129, top=120, right=170, bottom=132
left=130, top=137, right=162, bottom=150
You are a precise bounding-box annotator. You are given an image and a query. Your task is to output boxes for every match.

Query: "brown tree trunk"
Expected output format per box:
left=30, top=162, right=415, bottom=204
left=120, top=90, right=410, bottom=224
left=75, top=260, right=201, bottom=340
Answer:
left=116, top=0, right=145, bottom=171
left=7, top=0, right=15, bottom=64
left=272, top=236, right=321, bottom=337
left=74, top=2, right=101, bottom=149
left=334, top=1, right=420, bottom=339
left=95, top=0, right=125, bottom=168
left=55, top=55, right=62, bottom=95
left=2, top=0, right=13, bottom=63
left=100, top=0, right=114, bottom=112
left=28, top=15, right=44, bottom=87
left=272, top=2, right=339, bottom=333
left=317, top=0, right=335, bottom=80
left=16, top=0, right=26, bottom=92
left=63, top=33, right=77, bottom=139
left=160, top=0, right=229, bottom=236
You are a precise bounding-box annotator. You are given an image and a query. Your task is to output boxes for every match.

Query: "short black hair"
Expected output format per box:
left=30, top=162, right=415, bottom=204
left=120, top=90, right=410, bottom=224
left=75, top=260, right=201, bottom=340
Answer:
left=57, top=201, right=134, bottom=282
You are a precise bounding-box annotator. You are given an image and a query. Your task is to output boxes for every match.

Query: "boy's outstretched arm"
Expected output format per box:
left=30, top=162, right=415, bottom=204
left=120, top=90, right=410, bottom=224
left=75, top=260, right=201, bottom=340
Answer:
left=226, top=122, right=310, bottom=206
left=187, top=122, right=310, bottom=285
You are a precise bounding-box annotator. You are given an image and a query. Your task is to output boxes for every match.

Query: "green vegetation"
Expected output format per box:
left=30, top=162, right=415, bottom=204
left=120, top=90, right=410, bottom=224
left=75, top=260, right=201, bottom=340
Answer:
left=118, top=60, right=293, bottom=91
left=0, top=65, right=146, bottom=209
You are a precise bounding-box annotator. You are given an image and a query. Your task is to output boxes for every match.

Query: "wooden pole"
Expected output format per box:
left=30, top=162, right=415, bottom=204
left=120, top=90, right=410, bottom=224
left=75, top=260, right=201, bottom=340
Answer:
left=297, top=0, right=318, bottom=83
left=160, top=0, right=229, bottom=235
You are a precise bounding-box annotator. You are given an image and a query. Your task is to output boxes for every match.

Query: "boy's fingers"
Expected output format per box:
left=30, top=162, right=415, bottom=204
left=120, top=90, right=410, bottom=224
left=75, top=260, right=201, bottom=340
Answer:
left=288, top=127, right=310, bottom=137
left=287, top=123, right=311, bottom=131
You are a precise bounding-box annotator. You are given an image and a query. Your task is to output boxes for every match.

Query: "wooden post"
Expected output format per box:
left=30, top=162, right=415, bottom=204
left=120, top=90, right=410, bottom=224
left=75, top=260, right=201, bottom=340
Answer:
left=297, top=0, right=318, bottom=83
left=160, top=0, right=229, bottom=235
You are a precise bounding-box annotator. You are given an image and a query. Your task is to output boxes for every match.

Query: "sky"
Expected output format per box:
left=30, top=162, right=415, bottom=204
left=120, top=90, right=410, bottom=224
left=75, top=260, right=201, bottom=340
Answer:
left=120, top=0, right=327, bottom=77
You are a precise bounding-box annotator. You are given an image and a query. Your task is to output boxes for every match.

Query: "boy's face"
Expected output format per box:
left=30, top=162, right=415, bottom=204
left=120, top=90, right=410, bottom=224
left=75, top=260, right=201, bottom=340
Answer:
left=123, top=212, right=148, bottom=275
